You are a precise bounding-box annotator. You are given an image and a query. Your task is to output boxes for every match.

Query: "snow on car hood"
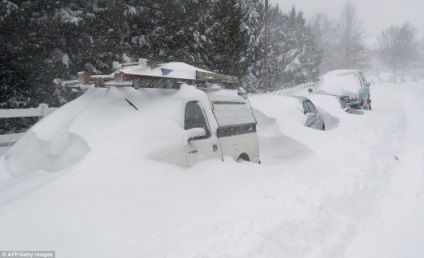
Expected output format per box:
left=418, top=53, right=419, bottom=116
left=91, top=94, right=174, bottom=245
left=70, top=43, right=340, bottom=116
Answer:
left=249, top=95, right=307, bottom=130
left=315, top=70, right=362, bottom=98
left=1, top=85, right=215, bottom=176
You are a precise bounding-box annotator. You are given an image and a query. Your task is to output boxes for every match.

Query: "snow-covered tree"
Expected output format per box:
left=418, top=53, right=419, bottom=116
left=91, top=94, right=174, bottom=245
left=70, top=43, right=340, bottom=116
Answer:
left=239, top=0, right=265, bottom=92
left=0, top=0, right=73, bottom=107
left=376, top=23, right=421, bottom=75
left=146, top=0, right=211, bottom=66
left=309, top=13, right=338, bottom=74
left=267, top=6, right=321, bottom=90
left=267, top=5, right=287, bottom=89
left=333, top=0, right=369, bottom=69
left=206, top=0, right=247, bottom=78
left=0, top=0, right=322, bottom=111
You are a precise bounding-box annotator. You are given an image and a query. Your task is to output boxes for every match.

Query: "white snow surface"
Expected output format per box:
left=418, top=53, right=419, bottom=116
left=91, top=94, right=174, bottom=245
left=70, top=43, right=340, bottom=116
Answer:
left=1, top=81, right=424, bottom=257
left=250, top=95, right=308, bottom=130
left=315, top=70, right=363, bottom=98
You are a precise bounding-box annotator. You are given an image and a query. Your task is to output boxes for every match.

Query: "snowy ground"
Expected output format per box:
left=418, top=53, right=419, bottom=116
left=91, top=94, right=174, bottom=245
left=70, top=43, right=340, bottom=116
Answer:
left=0, top=147, right=9, bottom=157
left=1, top=81, right=424, bottom=257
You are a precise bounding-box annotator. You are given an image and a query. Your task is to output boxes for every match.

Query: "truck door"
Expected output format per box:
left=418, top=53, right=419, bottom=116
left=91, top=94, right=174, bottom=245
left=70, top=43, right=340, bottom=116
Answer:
left=303, top=100, right=321, bottom=129
left=184, top=101, right=221, bottom=166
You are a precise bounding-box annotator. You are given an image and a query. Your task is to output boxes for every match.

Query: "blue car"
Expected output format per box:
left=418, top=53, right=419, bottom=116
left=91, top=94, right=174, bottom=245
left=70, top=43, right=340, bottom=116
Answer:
left=315, top=70, right=372, bottom=110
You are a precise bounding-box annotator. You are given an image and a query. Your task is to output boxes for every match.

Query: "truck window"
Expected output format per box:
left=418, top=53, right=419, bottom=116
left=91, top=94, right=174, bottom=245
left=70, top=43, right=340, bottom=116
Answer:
left=213, top=102, right=257, bottom=138
left=213, top=102, right=256, bottom=127
left=305, top=101, right=317, bottom=113
left=302, top=101, right=309, bottom=114
left=184, top=101, right=210, bottom=137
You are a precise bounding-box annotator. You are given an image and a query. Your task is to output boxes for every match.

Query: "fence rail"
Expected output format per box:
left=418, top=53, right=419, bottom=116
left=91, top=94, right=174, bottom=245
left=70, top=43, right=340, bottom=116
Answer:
left=270, top=82, right=316, bottom=97
left=0, top=104, right=58, bottom=147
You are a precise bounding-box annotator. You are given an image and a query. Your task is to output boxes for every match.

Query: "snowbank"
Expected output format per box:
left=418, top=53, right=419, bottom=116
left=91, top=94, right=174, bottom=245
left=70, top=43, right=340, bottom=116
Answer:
left=250, top=95, right=307, bottom=129
left=1, top=85, right=215, bottom=176
left=377, top=72, right=397, bottom=83
left=0, top=87, right=108, bottom=176
left=1, top=81, right=424, bottom=257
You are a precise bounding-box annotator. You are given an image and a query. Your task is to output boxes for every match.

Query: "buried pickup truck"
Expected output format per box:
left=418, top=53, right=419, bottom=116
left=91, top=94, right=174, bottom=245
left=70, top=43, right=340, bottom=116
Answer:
left=52, top=59, right=260, bottom=168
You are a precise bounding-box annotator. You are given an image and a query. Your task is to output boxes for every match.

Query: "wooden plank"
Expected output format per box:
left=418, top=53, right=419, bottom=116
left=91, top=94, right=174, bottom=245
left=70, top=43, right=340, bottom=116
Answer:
left=0, top=133, right=24, bottom=146
left=104, top=81, right=133, bottom=87
left=0, top=107, right=42, bottom=118
left=0, top=105, right=58, bottom=118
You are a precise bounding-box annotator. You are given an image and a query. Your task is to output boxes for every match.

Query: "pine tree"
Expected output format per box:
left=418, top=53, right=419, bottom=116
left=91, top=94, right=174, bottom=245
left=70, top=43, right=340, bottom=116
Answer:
left=146, top=0, right=210, bottom=66
left=0, top=0, right=72, bottom=107
left=1, top=0, right=323, bottom=110
left=239, top=0, right=265, bottom=92
left=288, top=10, right=321, bottom=84
left=267, top=5, right=287, bottom=89
left=267, top=6, right=321, bottom=89
left=206, top=0, right=247, bottom=78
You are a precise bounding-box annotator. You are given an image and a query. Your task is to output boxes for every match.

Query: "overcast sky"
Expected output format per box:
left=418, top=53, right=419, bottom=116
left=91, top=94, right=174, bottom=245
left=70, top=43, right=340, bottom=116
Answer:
left=270, top=0, right=424, bottom=38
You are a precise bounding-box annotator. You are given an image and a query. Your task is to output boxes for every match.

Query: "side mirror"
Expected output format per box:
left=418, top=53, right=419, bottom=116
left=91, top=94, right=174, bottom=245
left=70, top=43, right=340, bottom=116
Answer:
left=237, top=87, right=248, bottom=99
left=365, top=81, right=371, bottom=87
left=187, top=128, right=207, bottom=142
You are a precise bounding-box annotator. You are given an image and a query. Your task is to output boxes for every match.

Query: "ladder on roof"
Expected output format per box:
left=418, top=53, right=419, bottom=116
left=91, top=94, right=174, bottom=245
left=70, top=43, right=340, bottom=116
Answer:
left=54, top=58, right=239, bottom=91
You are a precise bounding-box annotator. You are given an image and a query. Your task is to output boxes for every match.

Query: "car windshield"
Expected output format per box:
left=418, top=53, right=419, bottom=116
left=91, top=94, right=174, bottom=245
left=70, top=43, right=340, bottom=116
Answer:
left=339, top=74, right=362, bottom=92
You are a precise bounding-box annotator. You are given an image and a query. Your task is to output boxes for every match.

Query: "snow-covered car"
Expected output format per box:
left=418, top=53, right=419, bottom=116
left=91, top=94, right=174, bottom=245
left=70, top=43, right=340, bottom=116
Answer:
left=250, top=95, right=325, bottom=131
left=293, top=96, right=326, bottom=130
left=314, top=70, right=371, bottom=110
left=3, top=60, right=260, bottom=175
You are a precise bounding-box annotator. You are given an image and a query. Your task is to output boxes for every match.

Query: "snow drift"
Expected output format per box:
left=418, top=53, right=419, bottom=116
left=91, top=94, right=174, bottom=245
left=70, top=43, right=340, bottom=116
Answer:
left=1, top=81, right=424, bottom=258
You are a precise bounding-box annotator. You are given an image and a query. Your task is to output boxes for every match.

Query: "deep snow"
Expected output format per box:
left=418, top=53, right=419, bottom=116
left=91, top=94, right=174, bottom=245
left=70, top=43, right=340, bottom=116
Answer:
left=1, top=81, right=424, bottom=257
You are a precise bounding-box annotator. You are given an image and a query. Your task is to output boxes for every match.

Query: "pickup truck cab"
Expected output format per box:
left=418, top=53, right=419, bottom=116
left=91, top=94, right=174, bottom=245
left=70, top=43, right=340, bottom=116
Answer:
left=52, top=59, right=260, bottom=168
left=179, top=87, right=259, bottom=166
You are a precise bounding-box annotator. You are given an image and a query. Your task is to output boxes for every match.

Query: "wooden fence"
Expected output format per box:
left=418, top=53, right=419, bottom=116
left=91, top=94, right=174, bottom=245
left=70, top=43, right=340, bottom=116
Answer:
left=0, top=104, right=57, bottom=146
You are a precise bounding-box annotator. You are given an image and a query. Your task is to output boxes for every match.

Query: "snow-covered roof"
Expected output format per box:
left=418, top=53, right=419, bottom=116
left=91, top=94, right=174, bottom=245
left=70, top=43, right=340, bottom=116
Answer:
left=320, top=69, right=360, bottom=76
left=206, top=88, right=246, bottom=103
left=117, top=62, right=215, bottom=81
left=315, top=70, right=363, bottom=98
left=56, top=61, right=239, bottom=90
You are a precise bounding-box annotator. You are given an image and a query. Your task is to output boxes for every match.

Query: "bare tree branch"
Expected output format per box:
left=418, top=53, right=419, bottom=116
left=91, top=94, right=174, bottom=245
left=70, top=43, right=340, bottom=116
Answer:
left=376, top=23, right=420, bottom=75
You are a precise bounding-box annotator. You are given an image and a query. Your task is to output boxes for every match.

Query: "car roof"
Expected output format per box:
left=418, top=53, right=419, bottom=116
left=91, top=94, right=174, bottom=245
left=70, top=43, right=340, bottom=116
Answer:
left=315, top=70, right=363, bottom=98
left=206, top=88, right=247, bottom=104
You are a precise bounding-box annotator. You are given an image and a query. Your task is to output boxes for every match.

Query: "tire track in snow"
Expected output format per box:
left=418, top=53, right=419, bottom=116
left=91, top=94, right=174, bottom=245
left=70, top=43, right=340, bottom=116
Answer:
left=345, top=82, right=424, bottom=258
